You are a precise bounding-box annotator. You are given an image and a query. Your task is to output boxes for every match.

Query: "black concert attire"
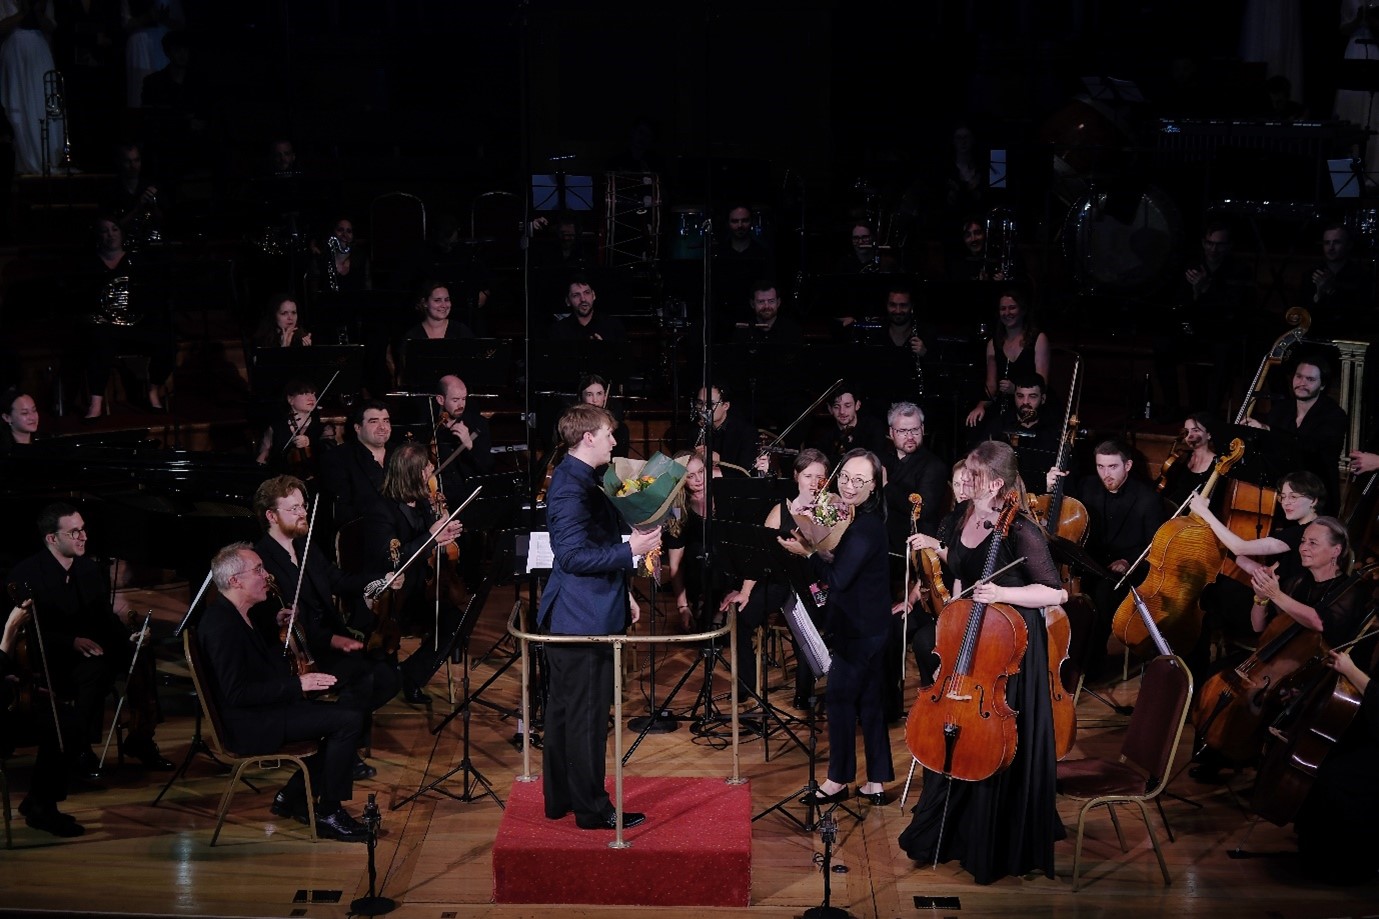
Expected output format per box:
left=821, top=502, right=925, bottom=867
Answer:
left=899, top=507, right=1066, bottom=884
left=714, top=238, right=774, bottom=321
left=396, top=320, right=476, bottom=385
left=1310, top=259, right=1376, bottom=342
left=319, top=440, right=389, bottom=523
left=0, top=635, right=83, bottom=826
left=854, top=321, right=936, bottom=409
left=252, top=535, right=400, bottom=743
left=197, top=595, right=360, bottom=809
left=1073, top=474, right=1165, bottom=677
left=733, top=499, right=815, bottom=703
left=75, top=249, right=177, bottom=405
left=808, top=414, right=889, bottom=467
left=881, top=444, right=948, bottom=716
left=8, top=549, right=161, bottom=762
left=729, top=318, right=806, bottom=430
left=250, top=326, right=312, bottom=349
left=977, top=410, right=1061, bottom=491
left=664, top=505, right=715, bottom=625
left=538, top=453, right=638, bottom=827
left=810, top=507, right=893, bottom=789
left=436, top=408, right=495, bottom=504
left=1156, top=254, right=1255, bottom=414
left=705, top=411, right=760, bottom=472
left=548, top=312, right=627, bottom=343
left=362, top=495, right=464, bottom=698
left=1262, top=396, right=1349, bottom=515
left=1295, top=643, right=1379, bottom=885
left=262, top=412, right=329, bottom=479
left=1158, top=458, right=1214, bottom=516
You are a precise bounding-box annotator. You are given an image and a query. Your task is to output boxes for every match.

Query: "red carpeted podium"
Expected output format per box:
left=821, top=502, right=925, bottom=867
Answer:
left=492, top=776, right=752, bottom=907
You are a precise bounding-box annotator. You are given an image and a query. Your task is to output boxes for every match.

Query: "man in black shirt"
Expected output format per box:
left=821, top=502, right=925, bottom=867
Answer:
left=8, top=503, right=174, bottom=775
left=434, top=374, right=494, bottom=501
left=976, top=372, right=1062, bottom=490
left=1245, top=358, right=1349, bottom=514
left=548, top=276, right=627, bottom=343
left=808, top=386, right=889, bottom=466
left=319, top=400, right=392, bottom=523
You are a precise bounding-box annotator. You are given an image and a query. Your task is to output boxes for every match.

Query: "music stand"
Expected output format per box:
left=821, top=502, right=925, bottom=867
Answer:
left=528, top=339, right=630, bottom=393
left=401, top=338, right=513, bottom=396
left=250, top=345, right=365, bottom=405
left=711, top=476, right=793, bottom=525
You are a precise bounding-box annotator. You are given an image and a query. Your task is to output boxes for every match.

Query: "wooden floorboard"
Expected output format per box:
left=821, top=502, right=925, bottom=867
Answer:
left=1, top=581, right=1375, bottom=919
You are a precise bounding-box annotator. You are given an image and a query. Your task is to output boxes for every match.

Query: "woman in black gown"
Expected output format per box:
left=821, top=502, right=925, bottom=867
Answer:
left=899, top=439, right=1067, bottom=884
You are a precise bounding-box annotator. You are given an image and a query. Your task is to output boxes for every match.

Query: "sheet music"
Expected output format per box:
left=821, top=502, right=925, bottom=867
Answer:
left=526, top=532, right=554, bottom=571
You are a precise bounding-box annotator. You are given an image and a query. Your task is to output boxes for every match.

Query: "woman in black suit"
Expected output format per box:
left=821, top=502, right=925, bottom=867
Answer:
left=779, top=447, right=894, bottom=805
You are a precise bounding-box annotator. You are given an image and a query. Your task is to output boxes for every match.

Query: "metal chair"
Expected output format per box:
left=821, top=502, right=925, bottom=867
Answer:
left=182, top=629, right=318, bottom=844
left=1056, top=653, right=1194, bottom=891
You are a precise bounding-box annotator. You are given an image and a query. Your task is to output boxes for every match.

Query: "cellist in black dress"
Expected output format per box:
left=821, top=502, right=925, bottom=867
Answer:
left=899, top=440, right=1067, bottom=884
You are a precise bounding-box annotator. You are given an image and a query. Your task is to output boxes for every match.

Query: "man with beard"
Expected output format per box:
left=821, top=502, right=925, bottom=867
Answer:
left=807, top=385, right=888, bottom=466
left=319, top=400, right=393, bottom=523
left=251, top=476, right=401, bottom=780
left=730, top=282, right=804, bottom=430
left=9, top=503, right=174, bottom=777
left=1055, top=440, right=1164, bottom=680
left=976, top=372, right=1061, bottom=489
left=433, top=374, right=495, bottom=500
left=1244, top=358, right=1348, bottom=514
left=549, top=276, right=627, bottom=343
left=880, top=402, right=948, bottom=718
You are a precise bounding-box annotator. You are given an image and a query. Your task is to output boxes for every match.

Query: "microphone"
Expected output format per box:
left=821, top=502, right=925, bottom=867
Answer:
left=983, top=520, right=995, bottom=529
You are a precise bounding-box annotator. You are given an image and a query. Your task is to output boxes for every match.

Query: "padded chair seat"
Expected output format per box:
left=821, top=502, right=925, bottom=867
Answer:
left=1057, top=758, right=1150, bottom=799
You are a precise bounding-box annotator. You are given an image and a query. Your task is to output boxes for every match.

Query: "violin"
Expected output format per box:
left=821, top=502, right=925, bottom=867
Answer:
left=267, top=573, right=316, bottom=679
left=283, top=408, right=317, bottom=478
left=906, top=492, right=1028, bottom=781
left=1111, top=438, right=1246, bottom=658
left=1154, top=433, right=1189, bottom=493
left=364, top=539, right=405, bottom=655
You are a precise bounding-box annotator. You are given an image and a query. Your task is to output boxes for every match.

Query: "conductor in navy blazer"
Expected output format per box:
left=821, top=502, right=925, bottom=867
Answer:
left=539, top=403, right=661, bottom=830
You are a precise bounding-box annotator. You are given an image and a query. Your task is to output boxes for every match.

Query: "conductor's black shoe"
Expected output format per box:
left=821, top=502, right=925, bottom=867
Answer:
left=19, top=799, right=85, bottom=838
left=126, top=738, right=175, bottom=770
left=351, top=756, right=378, bottom=781
left=576, top=810, right=646, bottom=830
left=314, top=808, right=370, bottom=842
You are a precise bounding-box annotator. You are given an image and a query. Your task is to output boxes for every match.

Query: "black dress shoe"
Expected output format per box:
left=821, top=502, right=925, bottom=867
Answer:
left=802, top=785, right=849, bottom=806
left=270, top=789, right=310, bottom=825
left=400, top=683, right=431, bottom=705
left=859, top=790, right=888, bottom=806
left=127, top=739, right=175, bottom=770
left=315, top=808, right=370, bottom=842
left=576, top=810, right=646, bottom=830
left=19, top=799, right=85, bottom=838
left=352, top=757, right=378, bottom=781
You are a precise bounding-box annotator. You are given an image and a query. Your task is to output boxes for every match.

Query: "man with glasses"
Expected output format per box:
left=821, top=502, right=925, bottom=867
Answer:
left=9, top=503, right=173, bottom=777
left=198, top=542, right=369, bottom=841
left=691, top=382, right=758, bottom=472
left=251, top=476, right=401, bottom=781
left=879, top=403, right=947, bottom=719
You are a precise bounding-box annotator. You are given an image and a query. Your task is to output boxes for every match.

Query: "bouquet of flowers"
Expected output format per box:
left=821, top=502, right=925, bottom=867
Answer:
left=602, top=453, right=689, bottom=578
left=794, top=488, right=852, bottom=553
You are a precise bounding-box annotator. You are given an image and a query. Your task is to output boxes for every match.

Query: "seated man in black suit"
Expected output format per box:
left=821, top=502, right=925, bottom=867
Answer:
left=318, top=400, right=393, bottom=523
left=251, top=475, right=401, bottom=780
left=198, top=543, right=368, bottom=842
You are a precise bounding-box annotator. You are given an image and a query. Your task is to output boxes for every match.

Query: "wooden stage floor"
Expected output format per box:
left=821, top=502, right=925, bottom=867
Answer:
left=0, top=580, right=1375, bottom=919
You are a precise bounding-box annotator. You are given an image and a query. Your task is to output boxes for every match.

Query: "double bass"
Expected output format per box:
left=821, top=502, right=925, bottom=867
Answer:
left=1027, top=352, right=1089, bottom=545
left=906, top=493, right=1028, bottom=781
left=1217, top=308, right=1310, bottom=587
left=1111, top=439, right=1246, bottom=658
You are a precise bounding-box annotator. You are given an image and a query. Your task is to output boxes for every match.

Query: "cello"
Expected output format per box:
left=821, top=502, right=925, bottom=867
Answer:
left=1027, top=352, right=1089, bottom=545
left=905, top=493, right=1028, bottom=782
left=1252, top=623, right=1379, bottom=826
left=1111, top=439, right=1246, bottom=658
left=1218, top=308, right=1311, bottom=587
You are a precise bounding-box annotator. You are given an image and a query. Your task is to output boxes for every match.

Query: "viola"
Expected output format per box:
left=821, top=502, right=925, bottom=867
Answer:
left=1153, top=435, right=1189, bottom=493
left=905, top=492, right=1028, bottom=782
left=364, top=539, right=405, bottom=656
left=267, top=573, right=317, bottom=679
left=1111, top=438, right=1245, bottom=658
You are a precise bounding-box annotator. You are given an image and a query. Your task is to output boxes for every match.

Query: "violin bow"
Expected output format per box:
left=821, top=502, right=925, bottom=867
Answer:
left=760, top=378, right=845, bottom=456
left=947, top=557, right=1028, bottom=603
left=279, top=370, right=340, bottom=459
left=902, top=494, right=922, bottom=681
left=99, top=609, right=154, bottom=769
left=364, top=486, right=483, bottom=600
left=281, top=494, right=320, bottom=654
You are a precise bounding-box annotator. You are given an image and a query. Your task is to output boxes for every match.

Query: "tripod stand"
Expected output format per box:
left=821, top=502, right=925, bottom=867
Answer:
left=392, top=584, right=503, bottom=810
